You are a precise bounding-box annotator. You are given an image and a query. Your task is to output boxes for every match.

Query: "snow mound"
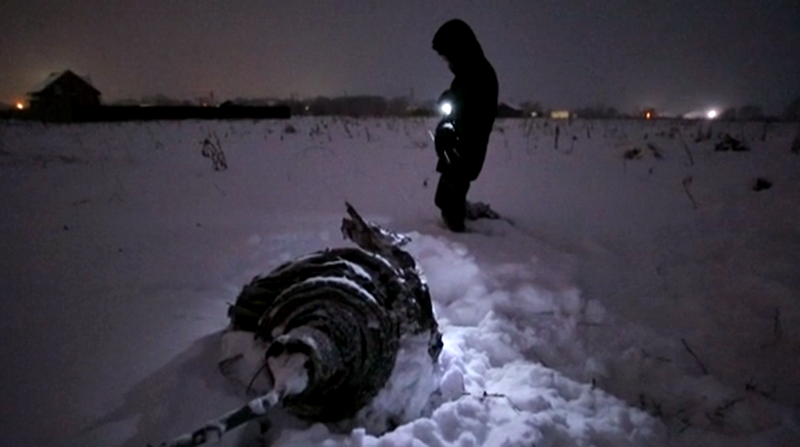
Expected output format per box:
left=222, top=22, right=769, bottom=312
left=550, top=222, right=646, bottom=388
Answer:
left=267, top=231, right=665, bottom=446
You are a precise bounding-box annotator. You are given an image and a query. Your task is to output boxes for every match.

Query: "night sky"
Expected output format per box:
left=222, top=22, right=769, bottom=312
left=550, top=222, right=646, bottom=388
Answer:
left=1, top=0, right=798, bottom=114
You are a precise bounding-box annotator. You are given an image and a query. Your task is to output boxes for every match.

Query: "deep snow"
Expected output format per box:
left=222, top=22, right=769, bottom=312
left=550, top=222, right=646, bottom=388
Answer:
left=1, top=117, right=799, bottom=446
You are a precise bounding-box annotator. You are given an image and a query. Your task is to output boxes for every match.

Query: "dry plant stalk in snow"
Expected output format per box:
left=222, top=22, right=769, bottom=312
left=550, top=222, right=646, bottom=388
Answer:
left=200, top=132, right=227, bottom=171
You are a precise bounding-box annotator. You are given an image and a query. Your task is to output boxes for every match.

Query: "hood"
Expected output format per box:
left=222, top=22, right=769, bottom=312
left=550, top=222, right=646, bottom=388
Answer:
left=432, top=19, right=485, bottom=69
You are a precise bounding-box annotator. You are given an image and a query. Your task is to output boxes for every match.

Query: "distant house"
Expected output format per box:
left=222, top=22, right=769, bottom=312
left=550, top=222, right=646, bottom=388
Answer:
left=28, top=70, right=101, bottom=121
left=549, top=110, right=572, bottom=120
left=497, top=102, right=524, bottom=118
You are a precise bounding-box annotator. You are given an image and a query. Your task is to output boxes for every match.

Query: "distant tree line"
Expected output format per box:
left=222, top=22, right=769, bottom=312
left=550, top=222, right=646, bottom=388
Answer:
left=784, top=97, right=800, bottom=121
left=106, top=94, right=426, bottom=117
left=572, top=105, right=623, bottom=119
left=8, top=94, right=800, bottom=121
left=718, top=105, right=768, bottom=121
left=717, top=98, right=800, bottom=122
left=282, top=95, right=416, bottom=117
left=110, top=94, right=197, bottom=107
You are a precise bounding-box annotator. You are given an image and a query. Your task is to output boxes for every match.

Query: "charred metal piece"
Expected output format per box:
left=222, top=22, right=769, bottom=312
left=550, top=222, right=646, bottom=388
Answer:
left=154, top=203, right=442, bottom=446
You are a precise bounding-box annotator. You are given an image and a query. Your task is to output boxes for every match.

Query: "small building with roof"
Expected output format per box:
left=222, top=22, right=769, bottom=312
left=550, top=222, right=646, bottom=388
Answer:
left=28, top=70, right=101, bottom=121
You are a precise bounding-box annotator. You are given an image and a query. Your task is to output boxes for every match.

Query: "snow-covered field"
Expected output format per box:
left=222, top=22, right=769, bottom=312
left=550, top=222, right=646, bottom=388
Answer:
left=1, top=117, right=799, bottom=447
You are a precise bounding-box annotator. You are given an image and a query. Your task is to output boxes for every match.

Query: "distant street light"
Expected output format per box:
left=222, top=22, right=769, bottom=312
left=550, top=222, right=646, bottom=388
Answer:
left=16, top=102, right=24, bottom=110
left=707, top=109, right=718, bottom=119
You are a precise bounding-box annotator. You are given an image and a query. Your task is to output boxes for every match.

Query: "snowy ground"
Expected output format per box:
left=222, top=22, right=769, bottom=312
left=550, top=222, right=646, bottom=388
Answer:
left=1, top=117, right=799, bottom=447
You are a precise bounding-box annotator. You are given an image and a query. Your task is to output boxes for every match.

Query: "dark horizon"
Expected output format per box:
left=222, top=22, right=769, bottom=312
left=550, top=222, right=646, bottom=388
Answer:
left=1, top=0, right=798, bottom=115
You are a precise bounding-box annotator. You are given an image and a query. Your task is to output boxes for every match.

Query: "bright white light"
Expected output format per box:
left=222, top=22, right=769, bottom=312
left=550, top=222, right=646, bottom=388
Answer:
left=706, top=109, right=718, bottom=119
left=440, top=102, right=452, bottom=116
left=15, top=102, right=24, bottom=110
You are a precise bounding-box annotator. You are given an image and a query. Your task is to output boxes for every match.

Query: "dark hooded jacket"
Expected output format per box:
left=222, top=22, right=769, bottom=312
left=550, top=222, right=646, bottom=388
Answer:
left=432, top=19, right=498, bottom=181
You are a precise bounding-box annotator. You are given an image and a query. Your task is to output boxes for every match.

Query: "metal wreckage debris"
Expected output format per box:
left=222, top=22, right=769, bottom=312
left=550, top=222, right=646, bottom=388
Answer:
left=153, top=203, right=443, bottom=447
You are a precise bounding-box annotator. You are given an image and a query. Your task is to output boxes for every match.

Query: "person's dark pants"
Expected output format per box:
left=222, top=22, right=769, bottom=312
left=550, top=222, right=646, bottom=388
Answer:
left=435, top=172, right=470, bottom=231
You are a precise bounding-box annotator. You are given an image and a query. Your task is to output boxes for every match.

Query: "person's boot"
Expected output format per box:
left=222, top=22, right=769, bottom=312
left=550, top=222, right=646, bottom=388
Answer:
left=441, top=211, right=465, bottom=232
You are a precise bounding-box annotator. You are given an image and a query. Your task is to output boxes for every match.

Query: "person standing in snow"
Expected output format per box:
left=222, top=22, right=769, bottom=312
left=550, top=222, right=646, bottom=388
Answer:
left=431, top=19, right=498, bottom=232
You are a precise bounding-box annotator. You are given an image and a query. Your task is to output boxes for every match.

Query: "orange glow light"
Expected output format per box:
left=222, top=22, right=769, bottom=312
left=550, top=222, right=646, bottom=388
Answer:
left=16, top=102, right=24, bottom=110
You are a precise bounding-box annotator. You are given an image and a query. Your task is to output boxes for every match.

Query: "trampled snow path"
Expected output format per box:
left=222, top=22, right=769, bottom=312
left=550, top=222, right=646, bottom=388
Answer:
left=0, top=118, right=798, bottom=446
